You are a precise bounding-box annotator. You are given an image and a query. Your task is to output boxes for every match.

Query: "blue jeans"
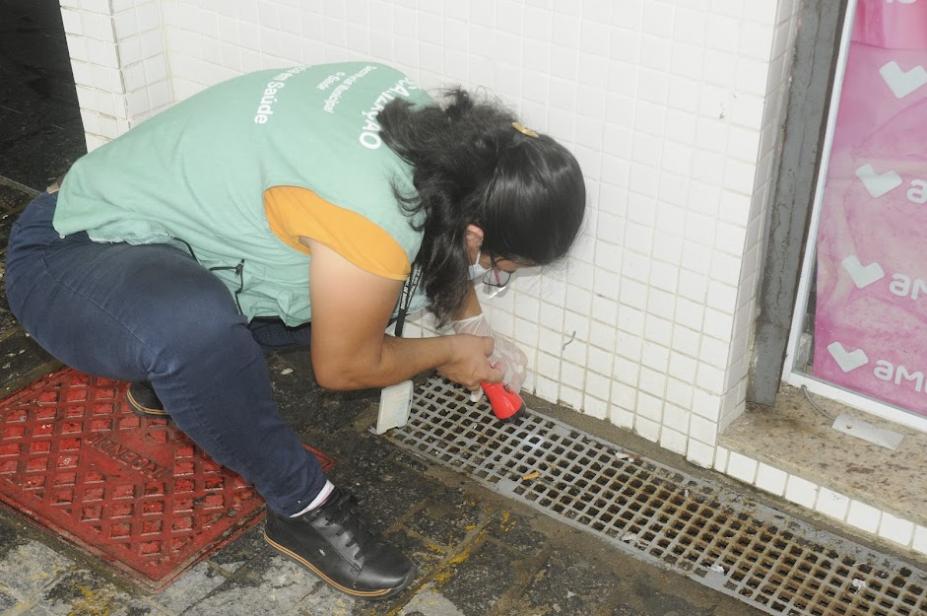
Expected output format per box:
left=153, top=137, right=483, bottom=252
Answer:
left=4, top=192, right=326, bottom=516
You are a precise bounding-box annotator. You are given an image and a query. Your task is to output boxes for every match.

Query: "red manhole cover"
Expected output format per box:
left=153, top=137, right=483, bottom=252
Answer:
left=0, top=368, right=333, bottom=589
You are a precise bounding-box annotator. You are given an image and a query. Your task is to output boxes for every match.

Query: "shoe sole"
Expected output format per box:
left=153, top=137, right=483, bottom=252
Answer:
left=262, top=530, right=414, bottom=600
left=126, top=388, right=170, bottom=418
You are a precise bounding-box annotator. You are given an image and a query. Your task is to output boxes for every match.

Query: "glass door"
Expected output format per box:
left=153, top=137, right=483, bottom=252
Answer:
left=784, top=0, right=927, bottom=432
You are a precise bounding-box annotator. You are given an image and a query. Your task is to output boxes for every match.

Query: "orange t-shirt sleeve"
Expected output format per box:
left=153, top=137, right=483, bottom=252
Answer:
left=263, top=185, right=411, bottom=281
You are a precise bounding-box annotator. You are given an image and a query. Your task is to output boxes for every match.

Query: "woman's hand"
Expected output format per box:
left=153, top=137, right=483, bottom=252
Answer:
left=437, top=334, right=504, bottom=394
left=452, top=312, right=528, bottom=394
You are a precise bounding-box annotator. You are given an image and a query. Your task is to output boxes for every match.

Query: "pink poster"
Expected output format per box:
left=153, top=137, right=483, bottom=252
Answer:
left=813, top=0, right=927, bottom=416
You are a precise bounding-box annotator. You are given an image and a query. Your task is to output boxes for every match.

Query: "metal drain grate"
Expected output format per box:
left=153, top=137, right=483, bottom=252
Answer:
left=385, top=377, right=927, bottom=616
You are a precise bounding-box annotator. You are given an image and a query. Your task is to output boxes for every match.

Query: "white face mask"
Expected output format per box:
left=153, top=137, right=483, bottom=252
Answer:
left=468, top=249, right=490, bottom=281
left=470, top=249, right=512, bottom=298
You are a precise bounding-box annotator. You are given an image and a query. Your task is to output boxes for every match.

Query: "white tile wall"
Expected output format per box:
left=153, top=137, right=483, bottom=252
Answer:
left=59, top=0, right=927, bottom=558
left=62, top=0, right=174, bottom=149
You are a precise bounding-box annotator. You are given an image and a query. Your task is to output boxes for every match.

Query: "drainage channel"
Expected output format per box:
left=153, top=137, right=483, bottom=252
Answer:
left=383, top=377, right=927, bottom=616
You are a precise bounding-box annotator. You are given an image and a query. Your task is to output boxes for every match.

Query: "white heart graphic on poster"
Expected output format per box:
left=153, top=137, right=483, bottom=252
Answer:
left=855, top=164, right=903, bottom=198
left=827, top=342, right=869, bottom=373
left=841, top=256, right=885, bottom=289
left=879, top=61, right=927, bottom=99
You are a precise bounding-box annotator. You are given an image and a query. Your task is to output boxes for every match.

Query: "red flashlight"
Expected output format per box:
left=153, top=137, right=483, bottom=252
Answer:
left=480, top=381, right=526, bottom=421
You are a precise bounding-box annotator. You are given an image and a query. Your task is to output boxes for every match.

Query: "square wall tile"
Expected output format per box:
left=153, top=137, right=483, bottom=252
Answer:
left=695, top=362, right=724, bottom=395
left=743, top=2, right=777, bottom=25
left=726, top=450, right=757, bottom=484
left=692, top=390, right=721, bottom=422
left=610, top=405, right=635, bottom=430
left=846, top=500, right=882, bottom=535
left=784, top=475, right=818, bottom=510
left=585, top=370, right=611, bottom=401
left=637, top=392, right=663, bottom=423
left=81, top=0, right=112, bottom=13
left=536, top=376, right=559, bottom=403
left=82, top=12, right=116, bottom=42
left=668, top=351, right=696, bottom=381
left=560, top=385, right=583, bottom=410
left=635, top=416, right=661, bottom=443
left=659, top=427, right=687, bottom=455
left=713, top=445, right=729, bottom=473
left=583, top=394, right=608, bottom=420
left=688, top=415, right=717, bottom=445
left=879, top=513, right=915, bottom=547
left=754, top=463, right=787, bottom=497
left=815, top=488, right=850, bottom=522
left=61, top=8, right=83, bottom=34
left=913, top=526, right=927, bottom=557
left=686, top=439, right=714, bottom=468
left=661, top=401, right=689, bottom=431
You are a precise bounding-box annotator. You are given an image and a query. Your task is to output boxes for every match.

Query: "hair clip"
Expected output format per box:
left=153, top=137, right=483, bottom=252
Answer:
left=512, top=121, right=540, bottom=138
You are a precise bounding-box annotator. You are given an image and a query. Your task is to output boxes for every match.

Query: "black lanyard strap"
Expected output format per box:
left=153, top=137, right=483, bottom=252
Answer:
left=393, top=265, right=423, bottom=338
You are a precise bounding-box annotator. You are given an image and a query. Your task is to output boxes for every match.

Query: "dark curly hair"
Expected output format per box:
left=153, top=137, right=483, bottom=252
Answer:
left=378, top=89, right=585, bottom=325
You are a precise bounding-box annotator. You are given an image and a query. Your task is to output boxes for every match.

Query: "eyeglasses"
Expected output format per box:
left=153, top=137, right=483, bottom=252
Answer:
left=482, top=254, right=513, bottom=288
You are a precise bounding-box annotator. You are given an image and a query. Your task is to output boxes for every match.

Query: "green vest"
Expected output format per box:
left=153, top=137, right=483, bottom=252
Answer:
left=55, top=62, right=431, bottom=325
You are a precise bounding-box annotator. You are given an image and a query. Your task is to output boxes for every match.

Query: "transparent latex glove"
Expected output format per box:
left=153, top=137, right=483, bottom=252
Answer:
left=452, top=314, right=528, bottom=400
left=452, top=314, right=493, bottom=401
left=451, top=313, right=493, bottom=337
left=489, top=335, right=528, bottom=394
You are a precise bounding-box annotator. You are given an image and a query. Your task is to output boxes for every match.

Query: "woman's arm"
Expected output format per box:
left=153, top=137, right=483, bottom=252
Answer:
left=303, top=238, right=502, bottom=391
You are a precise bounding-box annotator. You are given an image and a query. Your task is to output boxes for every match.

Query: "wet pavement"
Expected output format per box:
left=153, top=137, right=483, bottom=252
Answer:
left=0, top=1, right=86, bottom=189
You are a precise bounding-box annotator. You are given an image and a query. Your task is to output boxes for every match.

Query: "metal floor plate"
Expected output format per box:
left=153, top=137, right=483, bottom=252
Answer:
left=0, top=368, right=334, bottom=590
left=385, top=377, right=927, bottom=616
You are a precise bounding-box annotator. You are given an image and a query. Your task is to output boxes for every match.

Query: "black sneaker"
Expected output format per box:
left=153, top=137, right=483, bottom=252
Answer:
left=263, top=488, right=416, bottom=600
left=126, top=381, right=168, bottom=417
